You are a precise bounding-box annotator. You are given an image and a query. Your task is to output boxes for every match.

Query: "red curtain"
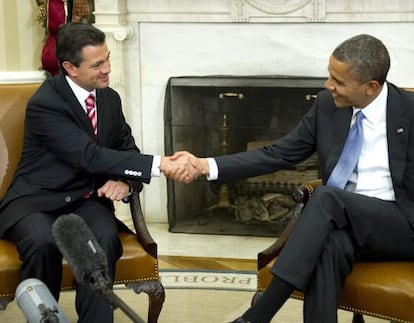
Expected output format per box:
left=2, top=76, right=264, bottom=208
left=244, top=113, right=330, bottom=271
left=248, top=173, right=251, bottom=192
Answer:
left=41, top=0, right=65, bottom=77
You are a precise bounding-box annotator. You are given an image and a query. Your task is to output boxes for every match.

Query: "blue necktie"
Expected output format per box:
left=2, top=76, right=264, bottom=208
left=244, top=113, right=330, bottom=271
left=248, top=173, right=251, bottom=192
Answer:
left=327, top=111, right=365, bottom=189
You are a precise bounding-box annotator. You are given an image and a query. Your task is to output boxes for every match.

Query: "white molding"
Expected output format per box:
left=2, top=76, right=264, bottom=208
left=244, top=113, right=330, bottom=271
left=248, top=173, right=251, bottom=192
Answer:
left=122, top=0, right=414, bottom=23
left=233, top=0, right=326, bottom=22
left=0, top=71, right=45, bottom=84
left=244, top=0, right=313, bottom=15
left=94, top=23, right=133, bottom=42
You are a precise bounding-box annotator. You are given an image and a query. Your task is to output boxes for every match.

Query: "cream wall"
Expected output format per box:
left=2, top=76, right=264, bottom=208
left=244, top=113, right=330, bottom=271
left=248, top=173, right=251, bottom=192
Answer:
left=0, top=0, right=44, bottom=72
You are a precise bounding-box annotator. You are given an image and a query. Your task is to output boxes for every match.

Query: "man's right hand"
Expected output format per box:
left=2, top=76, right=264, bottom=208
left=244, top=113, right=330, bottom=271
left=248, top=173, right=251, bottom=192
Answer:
left=160, top=151, right=209, bottom=183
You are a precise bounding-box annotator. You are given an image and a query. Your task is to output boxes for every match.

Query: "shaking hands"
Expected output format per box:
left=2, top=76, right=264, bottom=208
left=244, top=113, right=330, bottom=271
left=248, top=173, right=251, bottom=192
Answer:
left=160, top=151, right=209, bottom=183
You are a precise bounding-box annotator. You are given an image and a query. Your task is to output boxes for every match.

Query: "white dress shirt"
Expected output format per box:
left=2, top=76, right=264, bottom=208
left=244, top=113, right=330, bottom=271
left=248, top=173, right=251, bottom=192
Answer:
left=353, top=83, right=395, bottom=200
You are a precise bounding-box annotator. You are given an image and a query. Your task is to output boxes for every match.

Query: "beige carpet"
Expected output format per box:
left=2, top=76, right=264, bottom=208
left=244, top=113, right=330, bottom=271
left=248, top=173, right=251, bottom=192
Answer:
left=1, top=270, right=388, bottom=323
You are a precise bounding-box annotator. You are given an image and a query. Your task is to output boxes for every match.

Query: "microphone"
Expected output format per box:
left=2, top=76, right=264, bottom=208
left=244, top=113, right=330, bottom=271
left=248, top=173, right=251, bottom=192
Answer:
left=51, top=213, right=145, bottom=323
left=16, top=278, right=69, bottom=323
left=51, top=213, right=111, bottom=293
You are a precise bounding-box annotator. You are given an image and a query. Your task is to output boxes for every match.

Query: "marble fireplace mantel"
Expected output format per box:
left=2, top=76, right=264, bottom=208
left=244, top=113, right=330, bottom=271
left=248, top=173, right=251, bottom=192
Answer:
left=93, top=0, right=413, bottom=225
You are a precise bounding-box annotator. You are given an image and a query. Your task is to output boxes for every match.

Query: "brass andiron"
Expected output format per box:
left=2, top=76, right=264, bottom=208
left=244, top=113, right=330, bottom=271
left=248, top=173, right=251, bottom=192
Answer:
left=206, top=92, right=244, bottom=217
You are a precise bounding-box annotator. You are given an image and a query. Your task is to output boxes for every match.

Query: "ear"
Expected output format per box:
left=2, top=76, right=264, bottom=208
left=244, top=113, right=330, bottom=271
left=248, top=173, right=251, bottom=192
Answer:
left=366, top=80, right=381, bottom=96
left=62, top=61, right=77, bottom=77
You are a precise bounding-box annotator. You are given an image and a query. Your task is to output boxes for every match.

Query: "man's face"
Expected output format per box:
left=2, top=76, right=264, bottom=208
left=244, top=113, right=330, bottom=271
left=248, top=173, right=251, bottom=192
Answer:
left=64, top=43, right=111, bottom=92
left=324, top=55, right=372, bottom=109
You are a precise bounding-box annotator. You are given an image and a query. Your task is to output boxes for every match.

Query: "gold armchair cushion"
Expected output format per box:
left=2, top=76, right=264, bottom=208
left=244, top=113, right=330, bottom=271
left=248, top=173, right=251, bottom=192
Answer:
left=0, top=231, right=159, bottom=296
left=0, top=239, right=21, bottom=296
left=114, top=232, right=158, bottom=283
left=258, top=258, right=414, bottom=322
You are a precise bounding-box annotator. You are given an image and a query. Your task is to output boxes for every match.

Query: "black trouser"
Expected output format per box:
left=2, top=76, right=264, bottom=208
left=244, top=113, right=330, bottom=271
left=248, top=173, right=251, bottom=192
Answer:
left=6, top=198, right=123, bottom=323
left=272, top=185, right=414, bottom=323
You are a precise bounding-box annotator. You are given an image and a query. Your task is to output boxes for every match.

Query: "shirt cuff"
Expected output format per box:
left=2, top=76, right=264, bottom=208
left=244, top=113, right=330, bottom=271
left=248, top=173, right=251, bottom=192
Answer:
left=206, top=157, right=218, bottom=181
left=151, top=155, right=161, bottom=177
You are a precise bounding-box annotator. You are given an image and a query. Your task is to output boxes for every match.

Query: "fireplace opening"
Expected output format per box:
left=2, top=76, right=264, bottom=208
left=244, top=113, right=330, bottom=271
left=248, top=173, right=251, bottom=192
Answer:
left=164, top=76, right=325, bottom=237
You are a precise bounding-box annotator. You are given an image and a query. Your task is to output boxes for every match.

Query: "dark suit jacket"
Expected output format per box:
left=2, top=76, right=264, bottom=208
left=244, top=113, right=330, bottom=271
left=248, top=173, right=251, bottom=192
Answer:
left=215, top=83, right=414, bottom=227
left=0, top=74, right=153, bottom=236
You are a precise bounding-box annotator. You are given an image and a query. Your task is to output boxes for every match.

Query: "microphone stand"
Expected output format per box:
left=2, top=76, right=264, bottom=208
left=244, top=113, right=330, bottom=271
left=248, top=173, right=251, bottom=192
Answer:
left=104, top=289, right=145, bottom=323
left=89, top=271, right=145, bottom=323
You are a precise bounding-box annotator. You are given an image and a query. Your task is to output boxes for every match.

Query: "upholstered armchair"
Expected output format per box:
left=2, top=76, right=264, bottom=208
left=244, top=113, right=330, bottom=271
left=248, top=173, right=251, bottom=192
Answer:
left=253, top=179, right=414, bottom=323
left=0, top=83, right=165, bottom=322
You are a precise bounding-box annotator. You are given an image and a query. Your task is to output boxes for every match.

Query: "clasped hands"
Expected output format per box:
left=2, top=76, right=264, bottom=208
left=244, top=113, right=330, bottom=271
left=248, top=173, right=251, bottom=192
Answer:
left=160, top=151, right=208, bottom=183
left=91, top=151, right=204, bottom=201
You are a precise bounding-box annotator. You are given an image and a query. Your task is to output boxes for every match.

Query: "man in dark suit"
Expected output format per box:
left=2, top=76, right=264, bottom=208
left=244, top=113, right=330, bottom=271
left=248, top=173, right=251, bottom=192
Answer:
left=0, top=22, right=191, bottom=323
left=165, top=34, right=414, bottom=322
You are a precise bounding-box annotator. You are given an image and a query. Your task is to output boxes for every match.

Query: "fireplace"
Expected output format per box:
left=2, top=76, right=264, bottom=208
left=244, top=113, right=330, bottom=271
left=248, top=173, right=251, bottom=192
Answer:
left=164, top=75, right=325, bottom=237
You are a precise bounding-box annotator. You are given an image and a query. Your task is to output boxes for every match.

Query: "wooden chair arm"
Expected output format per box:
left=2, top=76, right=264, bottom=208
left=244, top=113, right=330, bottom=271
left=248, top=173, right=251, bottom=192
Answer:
left=292, top=179, right=323, bottom=204
left=257, top=204, right=301, bottom=269
left=129, top=191, right=158, bottom=259
left=257, top=179, right=323, bottom=270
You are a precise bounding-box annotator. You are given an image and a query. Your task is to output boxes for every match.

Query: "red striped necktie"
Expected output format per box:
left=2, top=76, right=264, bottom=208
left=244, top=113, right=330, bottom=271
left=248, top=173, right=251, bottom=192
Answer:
left=85, top=94, right=97, bottom=136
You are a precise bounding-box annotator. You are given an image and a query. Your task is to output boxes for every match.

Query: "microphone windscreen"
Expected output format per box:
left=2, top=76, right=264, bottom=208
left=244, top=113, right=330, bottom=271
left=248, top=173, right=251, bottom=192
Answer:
left=16, top=278, right=69, bottom=323
left=51, top=213, right=108, bottom=285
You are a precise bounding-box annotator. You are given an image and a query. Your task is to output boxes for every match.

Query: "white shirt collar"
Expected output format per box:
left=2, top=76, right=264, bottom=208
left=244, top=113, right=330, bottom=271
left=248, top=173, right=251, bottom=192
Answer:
left=65, top=76, right=96, bottom=111
left=353, top=82, right=388, bottom=125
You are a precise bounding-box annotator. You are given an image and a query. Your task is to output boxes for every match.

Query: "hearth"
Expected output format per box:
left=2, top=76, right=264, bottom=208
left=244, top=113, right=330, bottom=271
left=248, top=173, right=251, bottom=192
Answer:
left=164, top=76, right=325, bottom=237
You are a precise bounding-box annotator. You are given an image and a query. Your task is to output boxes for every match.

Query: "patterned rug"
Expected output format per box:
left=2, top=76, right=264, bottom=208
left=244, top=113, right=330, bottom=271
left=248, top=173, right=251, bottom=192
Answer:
left=1, top=270, right=387, bottom=323
left=160, top=269, right=257, bottom=291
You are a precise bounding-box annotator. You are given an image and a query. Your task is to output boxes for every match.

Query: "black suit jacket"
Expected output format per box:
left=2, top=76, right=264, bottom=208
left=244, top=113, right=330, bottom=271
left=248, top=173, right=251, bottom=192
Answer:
left=215, top=83, right=414, bottom=227
left=0, top=74, right=153, bottom=236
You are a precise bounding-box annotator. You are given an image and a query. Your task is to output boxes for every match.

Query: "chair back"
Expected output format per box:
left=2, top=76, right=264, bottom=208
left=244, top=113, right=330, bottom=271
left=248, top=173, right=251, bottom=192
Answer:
left=0, top=83, right=40, bottom=198
left=0, top=83, right=40, bottom=298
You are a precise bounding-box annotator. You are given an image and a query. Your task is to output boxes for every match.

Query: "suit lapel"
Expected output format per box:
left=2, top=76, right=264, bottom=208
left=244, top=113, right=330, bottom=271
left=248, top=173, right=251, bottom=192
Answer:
left=326, top=107, right=353, bottom=177
left=95, top=89, right=108, bottom=144
left=386, top=84, right=410, bottom=187
left=55, top=75, right=97, bottom=138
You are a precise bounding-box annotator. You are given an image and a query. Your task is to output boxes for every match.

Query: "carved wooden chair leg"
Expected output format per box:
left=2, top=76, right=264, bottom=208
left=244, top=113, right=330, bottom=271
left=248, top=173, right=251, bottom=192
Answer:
left=0, top=297, right=13, bottom=311
left=352, top=313, right=365, bottom=323
left=127, top=280, right=165, bottom=323
left=146, top=281, right=165, bottom=323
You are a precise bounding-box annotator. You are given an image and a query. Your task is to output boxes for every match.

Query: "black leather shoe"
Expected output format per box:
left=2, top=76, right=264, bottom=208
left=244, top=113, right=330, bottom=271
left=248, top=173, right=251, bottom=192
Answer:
left=230, top=318, right=251, bottom=323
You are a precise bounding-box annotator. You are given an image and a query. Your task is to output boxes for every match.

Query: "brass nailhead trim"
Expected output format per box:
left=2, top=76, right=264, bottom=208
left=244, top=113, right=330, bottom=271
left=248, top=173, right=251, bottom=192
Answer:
left=289, top=294, right=411, bottom=323
left=304, top=184, right=313, bottom=199
left=1, top=262, right=161, bottom=297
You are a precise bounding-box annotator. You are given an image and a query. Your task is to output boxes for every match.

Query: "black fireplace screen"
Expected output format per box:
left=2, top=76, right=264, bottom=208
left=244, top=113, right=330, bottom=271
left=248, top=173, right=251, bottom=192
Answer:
left=164, top=76, right=325, bottom=237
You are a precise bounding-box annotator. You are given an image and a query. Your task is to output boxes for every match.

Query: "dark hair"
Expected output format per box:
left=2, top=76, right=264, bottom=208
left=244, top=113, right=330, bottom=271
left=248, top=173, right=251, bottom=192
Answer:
left=332, top=34, right=390, bottom=85
left=55, top=22, right=106, bottom=74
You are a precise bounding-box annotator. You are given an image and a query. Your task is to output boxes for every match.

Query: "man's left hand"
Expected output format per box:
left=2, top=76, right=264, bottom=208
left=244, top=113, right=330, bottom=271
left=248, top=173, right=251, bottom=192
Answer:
left=97, top=180, right=130, bottom=201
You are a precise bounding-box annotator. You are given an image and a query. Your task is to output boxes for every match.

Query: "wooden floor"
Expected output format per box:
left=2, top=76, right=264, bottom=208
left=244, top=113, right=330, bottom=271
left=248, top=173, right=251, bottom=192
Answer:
left=158, top=255, right=257, bottom=272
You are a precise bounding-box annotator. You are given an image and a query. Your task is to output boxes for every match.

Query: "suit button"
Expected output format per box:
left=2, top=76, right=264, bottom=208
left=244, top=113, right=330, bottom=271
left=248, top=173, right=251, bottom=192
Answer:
left=65, top=196, right=72, bottom=203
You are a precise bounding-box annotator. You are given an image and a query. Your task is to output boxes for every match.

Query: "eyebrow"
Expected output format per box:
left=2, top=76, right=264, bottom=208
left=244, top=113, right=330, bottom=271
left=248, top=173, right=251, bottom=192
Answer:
left=90, top=51, right=111, bottom=67
left=330, top=73, right=343, bottom=85
left=332, top=75, right=341, bottom=83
